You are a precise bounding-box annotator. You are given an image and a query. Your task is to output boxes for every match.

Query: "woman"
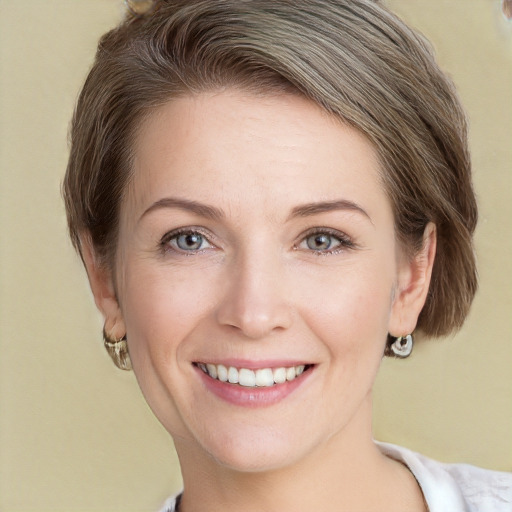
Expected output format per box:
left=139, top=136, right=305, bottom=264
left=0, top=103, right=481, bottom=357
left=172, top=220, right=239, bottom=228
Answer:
left=63, top=0, right=511, bottom=510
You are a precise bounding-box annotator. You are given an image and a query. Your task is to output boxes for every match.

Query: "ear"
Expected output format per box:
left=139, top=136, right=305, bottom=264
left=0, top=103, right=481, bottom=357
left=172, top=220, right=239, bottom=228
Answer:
left=81, top=234, right=126, bottom=338
left=388, top=223, right=436, bottom=336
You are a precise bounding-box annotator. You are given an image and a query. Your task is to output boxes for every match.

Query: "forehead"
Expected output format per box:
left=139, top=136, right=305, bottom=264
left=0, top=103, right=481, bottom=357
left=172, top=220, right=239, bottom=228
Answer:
left=126, top=89, right=389, bottom=222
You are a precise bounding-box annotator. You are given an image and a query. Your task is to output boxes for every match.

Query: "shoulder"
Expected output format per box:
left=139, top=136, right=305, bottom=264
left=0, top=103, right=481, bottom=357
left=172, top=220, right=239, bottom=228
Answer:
left=376, top=441, right=512, bottom=512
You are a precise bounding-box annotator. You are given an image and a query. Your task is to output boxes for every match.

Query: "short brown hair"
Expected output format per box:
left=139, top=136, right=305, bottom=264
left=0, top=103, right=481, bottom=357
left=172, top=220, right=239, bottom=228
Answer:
left=63, top=0, right=478, bottom=337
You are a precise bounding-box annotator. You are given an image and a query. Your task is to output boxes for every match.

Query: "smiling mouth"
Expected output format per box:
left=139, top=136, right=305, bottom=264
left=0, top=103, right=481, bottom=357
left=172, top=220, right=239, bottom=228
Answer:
left=194, top=362, right=313, bottom=388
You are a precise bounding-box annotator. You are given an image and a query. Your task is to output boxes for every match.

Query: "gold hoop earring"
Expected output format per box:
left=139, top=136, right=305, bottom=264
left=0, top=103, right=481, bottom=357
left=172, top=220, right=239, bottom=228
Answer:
left=103, top=328, right=132, bottom=371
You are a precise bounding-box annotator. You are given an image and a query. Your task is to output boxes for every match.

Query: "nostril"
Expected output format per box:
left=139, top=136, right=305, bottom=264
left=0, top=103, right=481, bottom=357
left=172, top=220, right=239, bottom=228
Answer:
left=216, top=301, right=293, bottom=339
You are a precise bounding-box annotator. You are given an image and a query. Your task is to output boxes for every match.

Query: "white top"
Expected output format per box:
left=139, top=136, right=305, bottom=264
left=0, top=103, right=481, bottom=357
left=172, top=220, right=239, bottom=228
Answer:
left=159, top=442, right=512, bottom=512
left=377, top=442, right=512, bottom=511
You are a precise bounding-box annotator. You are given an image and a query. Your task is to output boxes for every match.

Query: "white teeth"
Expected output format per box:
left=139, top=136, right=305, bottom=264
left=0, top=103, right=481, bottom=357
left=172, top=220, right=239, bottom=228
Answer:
left=239, top=368, right=256, bottom=387
left=198, top=362, right=309, bottom=387
left=217, top=364, right=228, bottom=382
left=206, top=364, right=217, bottom=379
left=273, top=367, right=287, bottom=384
left=255, top=368, right=274, bottom=387
left=286, top=367, right=296, bottom=381
left=228, top=366, right=239, bottom=384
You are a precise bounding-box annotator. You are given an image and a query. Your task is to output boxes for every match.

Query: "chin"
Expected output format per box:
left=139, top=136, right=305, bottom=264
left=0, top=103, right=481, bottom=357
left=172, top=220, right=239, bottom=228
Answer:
left=208, top=443, right=302, bottom=474
left=191, top=423, right=317, bottom=474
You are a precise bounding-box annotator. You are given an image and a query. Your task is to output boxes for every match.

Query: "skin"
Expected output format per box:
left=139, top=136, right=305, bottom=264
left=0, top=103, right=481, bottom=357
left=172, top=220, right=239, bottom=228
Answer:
left=84, top=90, right=435, bottom=511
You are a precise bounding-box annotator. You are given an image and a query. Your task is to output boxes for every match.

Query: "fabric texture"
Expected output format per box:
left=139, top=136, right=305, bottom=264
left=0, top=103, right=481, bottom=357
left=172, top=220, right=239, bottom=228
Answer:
left=159, top=442, right=512, bottom=512
left=377, top=442, right=512, bottom=512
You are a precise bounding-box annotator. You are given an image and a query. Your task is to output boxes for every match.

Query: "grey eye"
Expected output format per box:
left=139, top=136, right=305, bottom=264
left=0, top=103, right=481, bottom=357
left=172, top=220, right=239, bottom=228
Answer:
left=175, top=232, right=206, bottom=251
left=162, top=228, right=214, bottom=254
left=305, top=233, right=339, bottom=251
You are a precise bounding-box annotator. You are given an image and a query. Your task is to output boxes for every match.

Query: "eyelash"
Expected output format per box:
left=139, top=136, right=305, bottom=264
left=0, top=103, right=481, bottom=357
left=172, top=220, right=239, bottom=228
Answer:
left=160, top=227, right=355, bottom=255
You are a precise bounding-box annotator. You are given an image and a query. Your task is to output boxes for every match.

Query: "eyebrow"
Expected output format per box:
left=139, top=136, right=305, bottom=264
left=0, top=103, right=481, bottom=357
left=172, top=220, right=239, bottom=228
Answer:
left=288, top=199, right=372, bottom=222
left=139, top=197, right=224, bottom=222
left=140, top=197, right=371, bottom=223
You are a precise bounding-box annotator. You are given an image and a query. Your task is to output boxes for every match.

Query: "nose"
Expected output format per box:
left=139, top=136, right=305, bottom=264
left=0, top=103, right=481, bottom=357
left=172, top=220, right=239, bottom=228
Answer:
left=215, top=250, right=293, bottom=340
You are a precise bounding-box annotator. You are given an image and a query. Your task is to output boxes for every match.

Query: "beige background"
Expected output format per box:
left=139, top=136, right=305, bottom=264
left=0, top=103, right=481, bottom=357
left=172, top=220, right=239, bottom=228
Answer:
left=0, top=1, right=511, bottom=510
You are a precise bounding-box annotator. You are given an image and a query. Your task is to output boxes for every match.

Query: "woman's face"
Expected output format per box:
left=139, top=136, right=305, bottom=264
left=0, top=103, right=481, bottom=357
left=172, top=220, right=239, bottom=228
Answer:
left=107, top=90, right=426, bottom=472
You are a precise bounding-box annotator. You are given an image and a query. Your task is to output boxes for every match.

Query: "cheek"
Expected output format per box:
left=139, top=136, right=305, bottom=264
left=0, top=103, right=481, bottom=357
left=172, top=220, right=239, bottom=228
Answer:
left=117, top=260, right=222, bottom=438
left=292, top=259, right=394, bottom=402
left=119, top=260, right=218, bottom=360
left=296, top=260, right=395, bottom=345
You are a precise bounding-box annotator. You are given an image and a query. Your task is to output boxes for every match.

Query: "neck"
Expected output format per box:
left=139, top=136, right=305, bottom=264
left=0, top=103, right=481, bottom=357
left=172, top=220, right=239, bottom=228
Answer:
left=175, top=397, right=425, bottom=512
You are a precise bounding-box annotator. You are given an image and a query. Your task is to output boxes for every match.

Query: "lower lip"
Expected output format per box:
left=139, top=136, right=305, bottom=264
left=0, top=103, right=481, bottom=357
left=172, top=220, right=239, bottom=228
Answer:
left=195, top=366, right=313, bottom=408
